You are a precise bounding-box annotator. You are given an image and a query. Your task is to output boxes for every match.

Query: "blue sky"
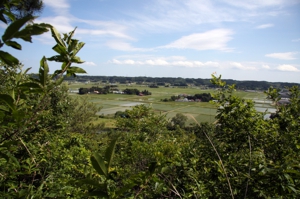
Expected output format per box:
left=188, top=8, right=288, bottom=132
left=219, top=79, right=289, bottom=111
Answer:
left=1, top=0, right=300, bottom=83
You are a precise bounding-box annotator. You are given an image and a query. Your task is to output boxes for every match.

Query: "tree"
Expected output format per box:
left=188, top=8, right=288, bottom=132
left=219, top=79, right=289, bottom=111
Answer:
left=116, top=104, right=168, bottom=136
left=169, top=113, right=188, bottom=129
left=0, top=1, right=90, bottom=196
left=0, top=0, right=44, bottom=22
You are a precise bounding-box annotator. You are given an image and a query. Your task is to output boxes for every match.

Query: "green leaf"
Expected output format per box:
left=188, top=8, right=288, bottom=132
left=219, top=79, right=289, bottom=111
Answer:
left=0, top=151, right=9, bottom=162
left=286, top=170, right=300, bottom=177
left=287, top=186, right=298, bottom=194
left=68, top=39, right=78, bottom=53
left=2, top=15, right=35, bottom=42
left=52, top=44, right=68, bottom=55
left=14, top=23, right=50, bottom=42
left=77, top=179, right=101, bottom=187
left=52, top=69, right=63, bottom=78
left=105, top=136, right=119, bottom=170
left=47, top=55, right=65, bottom=62
left=54, top=76, right=64, bottom=86
left=2, top=10, right=15, bottom=23
left=19, top=82, right=41, bottom=90
left=39, top=56, right=49, bottom=87
left=67, top=66, right=86, bottom=74
left=50, top=26, right=65, bottom=47
left=0, top=105, right=9, bottom=112
left=26, top=23, right=50, bottom=35
left=60, top=62, right=67, bottom=70
left=66, top=27, right=77, bottom=45
left=5, top=40, right=21, bottom=50
left=90, top=154, right=108, bottom=177
left=0, top=50, right=19, bottom=65
left=1, top=141, right=18, bottom=148
left=66, top=66, right=87, bottom=77
left=0, top=94, right=15, bottom=111
left=71, top=41, right=85, bottom=56
left=22, top=67, right=32, bottom=75
left=71, top=56, right=84, bottom=63
left=87, top=190, right=109, bottom=198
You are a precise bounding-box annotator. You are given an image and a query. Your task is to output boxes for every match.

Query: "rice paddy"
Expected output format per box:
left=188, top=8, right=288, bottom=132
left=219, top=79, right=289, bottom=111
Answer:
left=68, top=82, right=273, bottom=125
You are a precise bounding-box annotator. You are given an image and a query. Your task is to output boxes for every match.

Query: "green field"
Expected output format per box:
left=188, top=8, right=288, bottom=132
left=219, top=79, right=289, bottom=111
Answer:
left=68, top=82, right=274, bottom=125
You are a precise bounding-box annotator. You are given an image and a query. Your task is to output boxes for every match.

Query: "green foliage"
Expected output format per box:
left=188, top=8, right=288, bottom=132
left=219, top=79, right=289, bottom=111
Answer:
left=205, top=74, right=300, bottom=198
left=116, top=104, right=168, bottom=136
left=169, top=113, right=188, bottom=129
left=0, top=3, right=93, bottom=197
left=1, top=2, right=299, bottom=198
left=0, top=0, right=44, bottom=22
left=48, top=27, right=86, bottom=78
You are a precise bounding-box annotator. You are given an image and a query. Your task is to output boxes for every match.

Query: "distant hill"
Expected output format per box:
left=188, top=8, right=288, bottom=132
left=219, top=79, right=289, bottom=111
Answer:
left=31, top=74, right=299, bottom=91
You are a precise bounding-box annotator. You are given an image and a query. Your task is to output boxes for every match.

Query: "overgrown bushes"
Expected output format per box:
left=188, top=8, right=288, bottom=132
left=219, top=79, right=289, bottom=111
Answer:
left=0, top=1, right=299, bottom=198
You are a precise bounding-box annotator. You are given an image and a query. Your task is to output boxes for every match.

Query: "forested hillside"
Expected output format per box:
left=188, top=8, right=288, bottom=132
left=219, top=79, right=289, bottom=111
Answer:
left=0, top=1, right=299, bottom=198
left=64, top=75, right=300, bottom=91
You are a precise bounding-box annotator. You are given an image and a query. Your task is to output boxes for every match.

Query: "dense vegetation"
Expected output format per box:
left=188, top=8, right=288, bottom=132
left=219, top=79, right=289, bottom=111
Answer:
left=79, top=86, right=114, bottom=94
left=78, top=86, right=152, bottom=96
left=1, top=1, right=300, bottom=198
left=161, top=93, right=213, bottom=102
left=123, top=88, right=151, bottom=95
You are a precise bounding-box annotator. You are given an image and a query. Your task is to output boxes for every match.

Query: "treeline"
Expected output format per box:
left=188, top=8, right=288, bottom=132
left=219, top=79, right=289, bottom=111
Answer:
left=187, top=93, right=213, bottom=102
left=123, top=88, right=151, bottom=95
left=64, top=75, right=300, bottom=90
left=79, top=86, right=151, bottom=95
left=161, top=93, right=213, bottom=102
left=78, top=85, right=117, bottom=94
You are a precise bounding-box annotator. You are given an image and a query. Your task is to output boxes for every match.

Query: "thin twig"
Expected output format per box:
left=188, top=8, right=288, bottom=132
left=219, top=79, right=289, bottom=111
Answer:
left=188, top=114, right=234, bottom=199
left=19, top=137, right=36, bottom=165
left=159, top=174, right=182, bottom=199
left=244, top=135, right=252, bottom=199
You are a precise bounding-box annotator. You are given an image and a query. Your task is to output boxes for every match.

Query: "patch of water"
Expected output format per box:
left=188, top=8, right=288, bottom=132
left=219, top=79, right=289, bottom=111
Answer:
left=255, top=107, right=276, bottom=113
left=121, top=102, right=144, bottom=107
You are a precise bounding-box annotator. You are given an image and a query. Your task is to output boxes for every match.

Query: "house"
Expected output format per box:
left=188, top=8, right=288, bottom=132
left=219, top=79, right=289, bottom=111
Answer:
left=278, top=98, right=290, bottom=105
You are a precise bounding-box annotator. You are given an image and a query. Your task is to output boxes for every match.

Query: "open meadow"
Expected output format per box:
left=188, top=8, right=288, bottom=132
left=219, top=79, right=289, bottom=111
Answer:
left=68, top=81, right=275, bottom=127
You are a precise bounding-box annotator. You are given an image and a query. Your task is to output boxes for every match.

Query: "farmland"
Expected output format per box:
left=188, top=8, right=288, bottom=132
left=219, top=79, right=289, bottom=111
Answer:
left=68, top=82, right=274, bottom=127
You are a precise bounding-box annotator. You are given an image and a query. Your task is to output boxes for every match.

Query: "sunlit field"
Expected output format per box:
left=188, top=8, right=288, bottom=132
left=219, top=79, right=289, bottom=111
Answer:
left=68, top=81, right=274, bottom=126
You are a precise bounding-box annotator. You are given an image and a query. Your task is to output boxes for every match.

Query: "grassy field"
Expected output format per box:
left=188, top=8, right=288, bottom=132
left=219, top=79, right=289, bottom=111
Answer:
left=68, top=82, right=274, bottom=127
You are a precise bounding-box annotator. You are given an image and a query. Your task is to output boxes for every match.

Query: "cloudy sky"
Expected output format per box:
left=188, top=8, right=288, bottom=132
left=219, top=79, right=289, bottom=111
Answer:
left=2, top=0, right=300, bottom=82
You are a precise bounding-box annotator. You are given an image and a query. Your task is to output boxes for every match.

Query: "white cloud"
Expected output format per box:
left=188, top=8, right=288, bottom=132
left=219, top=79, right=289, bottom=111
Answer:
left=223, top=0, right=298, bottom=10
left=146, top=59, right=167, bottom=66
left=162, top=29, right=234, bottom=51
left=38, top=1, right=133, bottom=42
left=262, top=64, right=271, bottom=69
left=79, top=29, right=132, bottom=40
left=43, top=0, right=69, bottom=13
left=36, top=17, right=133, bottom=44
left=126, top=0, right=296, bottom=33
left=110, top=57, right=220, bottom=68
left=265, top=52, right=298, bottom=60
left=125, top=0, right=234, bottom=32
left=83, top=62, right=96, bottom=66
left=36, top=16, right=74, bottom=33
left=230, top=62, right=257, bottom=70
left=76, top=19, right=133, bottom=40
left=255, top=23, right=274, bottom=29
left=106, top=41, right=151, bottom=51
left=123, top=60, right=135, bottom=65
left=292, top=38, right=300, bottom=42
left=277, top=64, right=299, bottom=72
